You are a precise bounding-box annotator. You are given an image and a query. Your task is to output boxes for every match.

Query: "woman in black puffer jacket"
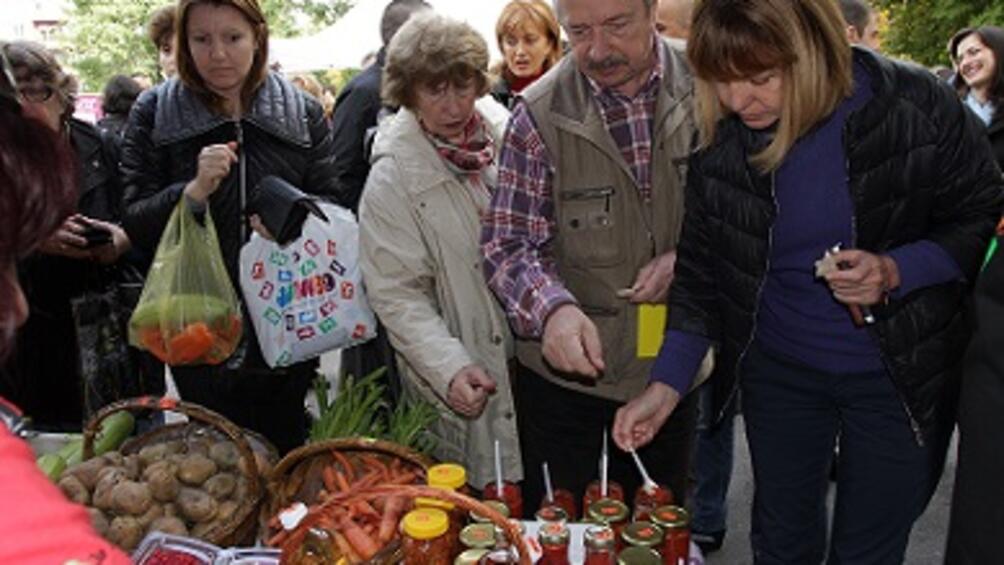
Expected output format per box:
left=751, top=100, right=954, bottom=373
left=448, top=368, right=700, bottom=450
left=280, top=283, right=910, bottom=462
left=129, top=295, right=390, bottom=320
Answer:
left=614, top=1, right=1003, bottom=562
left=121, top=0, right=347, bottom=454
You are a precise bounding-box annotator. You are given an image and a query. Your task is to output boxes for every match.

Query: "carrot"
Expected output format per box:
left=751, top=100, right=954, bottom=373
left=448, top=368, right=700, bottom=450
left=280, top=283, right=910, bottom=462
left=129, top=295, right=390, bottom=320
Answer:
left=352, top=499, right=380, bottom=519
left=167, top=322, right=214, bottom=363
left=332, top=530, right=361, bottom=564
left=335, top=469, right=353, bottom=493
left=322, top=466, right=339, bottom=493
left=339, top=514, right=381, bottom=560
left=378, top=495, right=406, bottom=543
left=359, top=454, right=389, bottom=480
left=332, top=450, right=357, bottom=482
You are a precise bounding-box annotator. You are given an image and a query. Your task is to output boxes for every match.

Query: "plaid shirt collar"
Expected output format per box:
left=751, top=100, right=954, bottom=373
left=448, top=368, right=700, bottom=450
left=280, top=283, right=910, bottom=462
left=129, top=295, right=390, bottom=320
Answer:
left=585, top=35, right=664, bottom=106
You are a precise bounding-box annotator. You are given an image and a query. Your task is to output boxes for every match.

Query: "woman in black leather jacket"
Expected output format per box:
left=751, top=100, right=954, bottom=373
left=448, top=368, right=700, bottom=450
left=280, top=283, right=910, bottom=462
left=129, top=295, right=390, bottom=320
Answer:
left=121, top=0, right=346, bottom=453
left=614, top=0, right=1003, bottom=562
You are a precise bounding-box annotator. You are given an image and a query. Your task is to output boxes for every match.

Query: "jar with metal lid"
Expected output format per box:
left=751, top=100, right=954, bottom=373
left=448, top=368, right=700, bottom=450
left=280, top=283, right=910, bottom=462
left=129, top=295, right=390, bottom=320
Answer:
left=584, top=524, right=617, bottom=565
left=537, top=521, right=571, bottom=565
left=483, top=480, right=524, bottom=519
left=535, top=505, right=569, bottom=525
left=632, top=484, right=674, bottom=522
left=470, top=500, right=511, bottom=524
left=455, top=548, right=490, bottom=565
left=540, top=488, right=578, bottom=521
left=617, top=546, right=661, bottom=565
left=622, top=521, right=664, bottom=551
left=650, top=505, right=690, bottom=565
left=460, top=523, right=497, bottom=551
left=402, top=508, right=452, bottom=565
left=583, top=480, right=625, bottom=514
left=478, top=548, right=520, bottom=564
left=494, top=518, right=526, bottom=550
left=588, top=498, right=630, bottom=550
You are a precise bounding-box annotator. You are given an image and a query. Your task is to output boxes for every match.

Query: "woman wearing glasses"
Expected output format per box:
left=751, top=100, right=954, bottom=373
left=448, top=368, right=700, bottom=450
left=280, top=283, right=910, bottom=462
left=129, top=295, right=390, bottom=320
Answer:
left=0, top=41, right=141, bottom=430
left=358, top=13, right=522, bottom=490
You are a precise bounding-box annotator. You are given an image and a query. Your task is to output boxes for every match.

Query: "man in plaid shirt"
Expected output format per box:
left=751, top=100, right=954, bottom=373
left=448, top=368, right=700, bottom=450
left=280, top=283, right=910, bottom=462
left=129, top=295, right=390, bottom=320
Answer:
left=481, top=0, right=703, bottom=514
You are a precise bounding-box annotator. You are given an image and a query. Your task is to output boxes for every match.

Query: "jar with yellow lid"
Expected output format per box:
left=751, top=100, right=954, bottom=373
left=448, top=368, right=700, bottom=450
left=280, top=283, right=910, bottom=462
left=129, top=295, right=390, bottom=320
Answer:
left=423, top=463, right=470, bottom=559
left=401, top=508, right=452, bottom=565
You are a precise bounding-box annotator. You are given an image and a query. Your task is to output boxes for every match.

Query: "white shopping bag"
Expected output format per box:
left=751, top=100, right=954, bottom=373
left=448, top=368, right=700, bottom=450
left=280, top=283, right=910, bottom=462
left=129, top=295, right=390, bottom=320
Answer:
left=239, top=202, right=377, bottom=368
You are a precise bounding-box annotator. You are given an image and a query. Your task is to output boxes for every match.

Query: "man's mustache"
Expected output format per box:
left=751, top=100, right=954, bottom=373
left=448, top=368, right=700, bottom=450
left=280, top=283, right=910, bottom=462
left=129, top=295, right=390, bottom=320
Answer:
left=587, top=56, right=627, bottom=72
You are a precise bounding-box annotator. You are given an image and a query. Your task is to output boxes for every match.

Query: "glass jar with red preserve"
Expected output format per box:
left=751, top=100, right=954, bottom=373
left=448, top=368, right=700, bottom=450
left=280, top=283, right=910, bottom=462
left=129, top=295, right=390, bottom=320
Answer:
left=583, top=480, right=625, bottom=513
left=470, top=500, right=510, bottom=524
left=622, top=521, right=664, bottom=552
left=402, top=508, right=453, bottom=565
left=587, top=499, right=630, bottom=551
left=540, top=487, right=578, bottom=521
left=460, top=523, right=498, bottom=552
left=617, top=546, right=661, bottom=565
left=650, top=505, right=690, bottom=565
left=537, top=521, right=571, bottom=565
left=584, top=524, right=617, bottom=565
left=535, top=505, right=569, bottom=525
left=494, top=519, right=526, bottom=550
left=478, top=548, right=520, bottom=564
left=632, top=484, right=674, bottom=522
left=483, top=480, right=524, bottom=519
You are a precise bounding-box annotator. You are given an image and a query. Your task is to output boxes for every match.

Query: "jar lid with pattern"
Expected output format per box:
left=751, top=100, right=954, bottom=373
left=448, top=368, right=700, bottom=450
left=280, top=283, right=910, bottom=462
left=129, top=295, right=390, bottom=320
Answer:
left=401, top=508, right=449, bottom=540
left=538, top=521, right=571, bottom=546
left=470, top=500, right=510, bottom=523
left=616, top=546, right=662, bottom=565
left=534, top=505, right=569, bottom=524
left=428, top=463, right=468, bottom=490
left=460, top=523, right=497, bottom=550
left=650, top=505, right=690, bottom=530
left=622, top=521, right=664, bottom=548
left=587, top=498, right=629, bottom=524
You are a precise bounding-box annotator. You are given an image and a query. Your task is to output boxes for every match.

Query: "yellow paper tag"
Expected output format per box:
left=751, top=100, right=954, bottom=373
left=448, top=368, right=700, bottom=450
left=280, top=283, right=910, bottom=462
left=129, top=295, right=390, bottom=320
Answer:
left=637, top=304, right=667, bottom=358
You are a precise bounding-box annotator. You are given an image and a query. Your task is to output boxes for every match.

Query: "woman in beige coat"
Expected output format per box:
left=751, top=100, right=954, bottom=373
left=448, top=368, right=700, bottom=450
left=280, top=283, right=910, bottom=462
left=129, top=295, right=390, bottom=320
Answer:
left=358, top=13, right=521, bottom=490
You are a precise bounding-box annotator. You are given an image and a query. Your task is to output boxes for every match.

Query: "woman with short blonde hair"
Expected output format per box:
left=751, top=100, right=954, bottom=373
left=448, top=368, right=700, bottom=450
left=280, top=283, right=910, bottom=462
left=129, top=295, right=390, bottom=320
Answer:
left=489, top=0, right=561, bottom=108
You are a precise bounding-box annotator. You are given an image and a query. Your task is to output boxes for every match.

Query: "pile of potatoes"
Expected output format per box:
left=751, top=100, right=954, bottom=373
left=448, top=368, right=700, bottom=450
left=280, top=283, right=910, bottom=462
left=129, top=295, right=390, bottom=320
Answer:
left=57, top=437, right=260, bottom=551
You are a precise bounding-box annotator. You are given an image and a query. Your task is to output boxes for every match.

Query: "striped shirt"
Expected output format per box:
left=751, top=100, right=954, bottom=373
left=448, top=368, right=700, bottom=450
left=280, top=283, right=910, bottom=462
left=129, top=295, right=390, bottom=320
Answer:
left=481, top=43, right=664, bottom=338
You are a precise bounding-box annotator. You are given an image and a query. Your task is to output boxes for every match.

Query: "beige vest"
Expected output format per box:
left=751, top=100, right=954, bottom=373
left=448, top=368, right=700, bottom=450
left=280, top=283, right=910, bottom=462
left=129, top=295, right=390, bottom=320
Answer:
left=517, top=40, right=702, bottom=402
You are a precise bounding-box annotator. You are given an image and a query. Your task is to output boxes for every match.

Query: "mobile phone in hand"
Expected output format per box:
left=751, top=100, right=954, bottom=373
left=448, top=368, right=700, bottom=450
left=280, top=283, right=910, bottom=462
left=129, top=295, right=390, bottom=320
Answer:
left=79, top=223, right=113, bottom=249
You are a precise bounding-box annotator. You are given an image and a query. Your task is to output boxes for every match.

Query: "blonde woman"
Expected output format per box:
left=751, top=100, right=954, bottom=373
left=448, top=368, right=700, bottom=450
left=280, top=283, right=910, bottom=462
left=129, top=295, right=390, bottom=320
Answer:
left=490, top=0, right=562, bottom=108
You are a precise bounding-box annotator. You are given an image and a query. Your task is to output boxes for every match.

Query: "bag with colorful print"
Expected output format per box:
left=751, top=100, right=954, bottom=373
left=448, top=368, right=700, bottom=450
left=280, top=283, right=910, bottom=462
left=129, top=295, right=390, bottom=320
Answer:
left=238, top=201, right=376, bottom=368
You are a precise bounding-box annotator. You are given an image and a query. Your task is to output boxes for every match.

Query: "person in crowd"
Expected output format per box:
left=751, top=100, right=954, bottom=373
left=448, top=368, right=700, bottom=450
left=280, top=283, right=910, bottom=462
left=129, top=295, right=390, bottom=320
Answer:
left=130, top=72, right=155, bottom=91
left=613, top=1, right=1003, bottom=563
left=120, top=0, right=346, bottom=454
left=333, top=0, right=430, bottom=402
left=290, top=72, right=335, bottom=121
left=0, top=50, right=131, bottom=565
left=482, top=0, right=703, bottom=515
left=839, top=0, right=881, bottom=51
left=359, top=12, right=520, bottom=489
left=490, top=0, right=562, bottom=109
left=97, top=74, right=144, bottom=140
left=653, top=0, right=732, bottom=553
left=654, top=0, right=692, bottom=43
left=949, top=26, right=1004, bottom=168
left=148, top=4, right=178, bottom=80
left=0, top=41, right=137, bottom=430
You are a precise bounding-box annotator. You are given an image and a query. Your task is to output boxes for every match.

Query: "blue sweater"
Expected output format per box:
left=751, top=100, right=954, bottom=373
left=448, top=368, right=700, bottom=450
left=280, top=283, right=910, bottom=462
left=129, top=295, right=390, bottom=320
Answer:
left=652, top=62, right=963, bottom=393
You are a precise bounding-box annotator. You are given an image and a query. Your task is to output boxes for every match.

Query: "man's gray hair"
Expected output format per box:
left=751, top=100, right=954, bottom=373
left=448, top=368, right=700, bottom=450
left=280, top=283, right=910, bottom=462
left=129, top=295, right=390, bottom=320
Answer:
left=838, top=0, right=872, bottom=35
left=554, top=0, right=654, bottom=24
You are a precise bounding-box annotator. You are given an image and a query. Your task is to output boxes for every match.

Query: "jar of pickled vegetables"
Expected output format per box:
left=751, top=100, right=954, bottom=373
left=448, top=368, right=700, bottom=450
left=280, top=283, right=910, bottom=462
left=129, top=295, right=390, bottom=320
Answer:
left=534, top=505, right=569, bottom=525
left=587, top=498, right=630, bottom=549
left=617, top=546, right=661, bottom=565
left=583, top=480, right=625, bottom=513
left=483, top=481, right=524, bottom=519
left=632, top=484, right=674, bottom=522
left=622, top=521, right=664, bottom=551
left=584, top=524, right=617, bottom=565
left=402, top=508, right=452, bottom=565
left=460, top=523, right=497, bottom=551
left=650, top=505, right=690, bottom=565
left=538, top=521, right=571, bottom=565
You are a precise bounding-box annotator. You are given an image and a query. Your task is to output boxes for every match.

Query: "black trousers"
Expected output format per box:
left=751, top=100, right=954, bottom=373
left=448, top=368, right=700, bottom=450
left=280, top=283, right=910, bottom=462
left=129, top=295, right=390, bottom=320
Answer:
left=514, top=361, right=698, bottom=519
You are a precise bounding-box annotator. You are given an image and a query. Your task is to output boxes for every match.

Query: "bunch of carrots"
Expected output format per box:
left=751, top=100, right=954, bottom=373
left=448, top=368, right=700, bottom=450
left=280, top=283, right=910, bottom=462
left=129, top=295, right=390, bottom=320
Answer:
left=268, top=451, right=423, bottom=564
left=137, top=314, right=241, bottom=366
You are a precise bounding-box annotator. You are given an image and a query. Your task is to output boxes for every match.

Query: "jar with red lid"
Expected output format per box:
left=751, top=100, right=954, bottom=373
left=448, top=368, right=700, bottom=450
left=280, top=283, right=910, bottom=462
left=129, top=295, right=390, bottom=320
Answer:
left=583, top=480, right=624, bottom=513
left=540, top=487, right=577, bottom=521
left=402, top=508, right=453, bottom=565
left=483, top=480, right=524, bottom=519
left=584, top=524, right=617, bottom=565
left=650, top=505, right=690, bottom=565
left=587, top=498, right=630, bottom=551
left=535, top=505, right=569, bottom=525
left=632, top=484, right=674, bottom=522
left=621, top=521, right=664, bottom=552
left=537, top=521, right=571, bottom=565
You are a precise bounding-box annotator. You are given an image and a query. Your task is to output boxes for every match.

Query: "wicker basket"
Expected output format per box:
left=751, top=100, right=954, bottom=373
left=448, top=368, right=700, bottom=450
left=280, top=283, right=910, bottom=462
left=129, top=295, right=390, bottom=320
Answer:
left=83, top=396, right=263, bottom=547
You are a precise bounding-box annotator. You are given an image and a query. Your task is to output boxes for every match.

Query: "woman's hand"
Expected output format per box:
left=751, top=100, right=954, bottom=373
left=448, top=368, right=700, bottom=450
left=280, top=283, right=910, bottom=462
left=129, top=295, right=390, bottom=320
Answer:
left=184, top=141, right=238, bottom=203
left=446, top=365, right=498, bottom=418
left=824, top=249, right=900, bottom=306
left=613, top=382, right=680, bottom=451
left=37, top=215, right=92, bottom=259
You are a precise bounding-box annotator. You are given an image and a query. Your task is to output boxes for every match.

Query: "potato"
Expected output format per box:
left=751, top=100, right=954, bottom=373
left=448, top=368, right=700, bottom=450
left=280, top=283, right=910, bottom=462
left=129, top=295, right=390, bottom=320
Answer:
left=185, top=438, right=211, bottom=457
left=88, top=508, right=110, bottom=537
left=148, top=515, right=188, bottom=537
left=215, top=500, right=239, bottom=524
left=138, top=444, right=169, bottom=467
left=122, top=454, right=142, bottom=480
left=65, top=457, right=108, bottom=491
left=103, top=451, right=125, bottom=468
left=111, top=481, right=153, bottom=516
left=176, top=487, right=217, bottom=523
left=177, top=453, right=217, bottom=486
left=136, top=503, right=164, bottom=529
left=107, top=515, right=143, bottom=550
left=163, top=503, right=177, bottom=517
left=146, top=465, right=180, bottom=503
left=209, top=441, right=240, bottom=470
left=203, top=473, right=236, bottom=500
left=58, top=474, right=90, bottom=505
left=92, top=468, right=128, bottom=511
left=233, top=477, right=251, bottom=503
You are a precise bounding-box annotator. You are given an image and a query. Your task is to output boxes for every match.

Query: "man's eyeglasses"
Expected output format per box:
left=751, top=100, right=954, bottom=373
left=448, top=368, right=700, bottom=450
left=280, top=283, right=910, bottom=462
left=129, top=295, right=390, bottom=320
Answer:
left=17, top=84, right=54, bottom=103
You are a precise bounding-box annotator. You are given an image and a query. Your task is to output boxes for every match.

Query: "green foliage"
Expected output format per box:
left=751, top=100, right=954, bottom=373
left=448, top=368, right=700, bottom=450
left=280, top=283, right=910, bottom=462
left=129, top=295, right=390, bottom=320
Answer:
left=875, top=0, right=1004, bottom=67
left=61, top=0, right=352, bottom=92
